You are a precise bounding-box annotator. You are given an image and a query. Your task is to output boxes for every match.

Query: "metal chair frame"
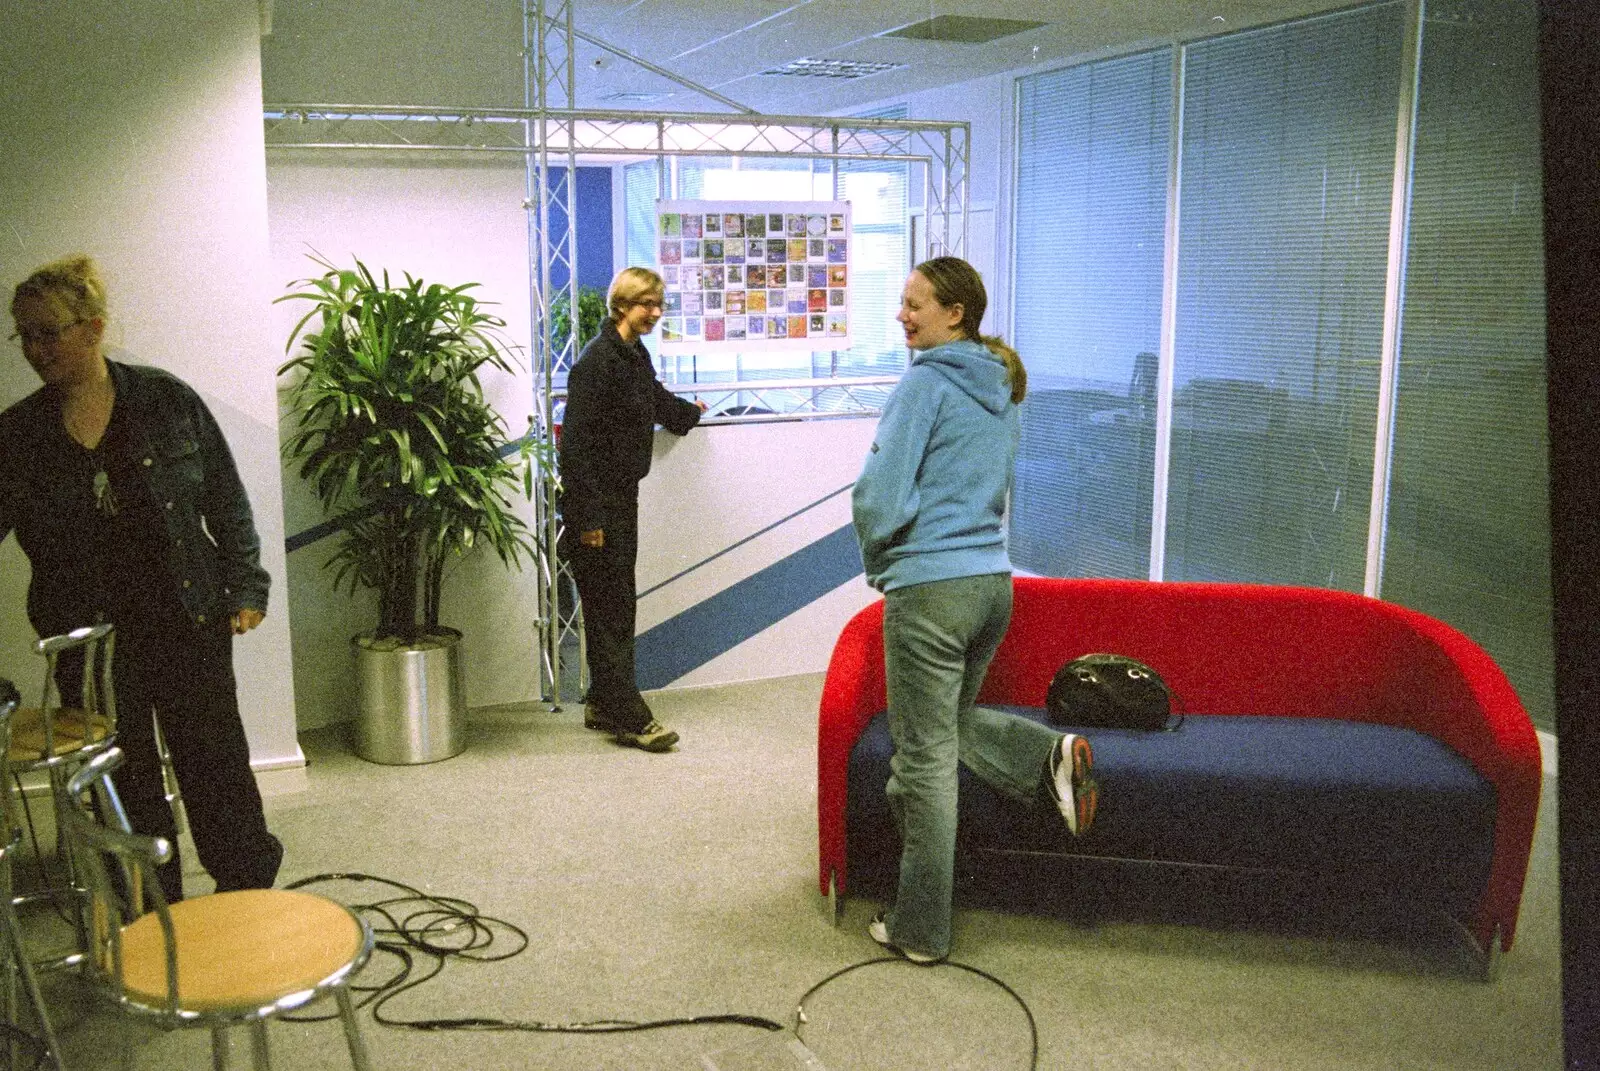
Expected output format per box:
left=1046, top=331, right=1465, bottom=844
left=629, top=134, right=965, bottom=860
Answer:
left=9, top=624, right=119, bottom=976
left=0, top=679, right=64, bottom=1071
left=60, top=749, right=374, bottom=1071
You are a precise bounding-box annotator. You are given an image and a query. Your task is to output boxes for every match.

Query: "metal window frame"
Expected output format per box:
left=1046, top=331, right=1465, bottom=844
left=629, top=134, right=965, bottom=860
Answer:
left=264, top=0, right=971, bottom=702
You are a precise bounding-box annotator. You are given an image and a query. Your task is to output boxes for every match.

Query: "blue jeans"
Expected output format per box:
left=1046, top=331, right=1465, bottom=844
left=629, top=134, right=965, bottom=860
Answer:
left=882, top=573, right=1061, bottom=959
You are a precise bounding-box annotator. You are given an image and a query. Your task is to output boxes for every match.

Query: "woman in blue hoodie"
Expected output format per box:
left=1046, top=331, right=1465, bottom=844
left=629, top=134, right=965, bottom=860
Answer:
left=852, top=256, right=1100, bottom=964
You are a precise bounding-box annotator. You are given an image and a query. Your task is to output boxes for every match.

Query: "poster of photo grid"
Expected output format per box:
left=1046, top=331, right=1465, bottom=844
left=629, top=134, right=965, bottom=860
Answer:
left=656, top=199, right=852, bottom=355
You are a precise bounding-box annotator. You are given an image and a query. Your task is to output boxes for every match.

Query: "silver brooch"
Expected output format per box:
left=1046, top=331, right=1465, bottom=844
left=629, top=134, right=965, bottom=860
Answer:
left=92, top=470, right=118, bottom=516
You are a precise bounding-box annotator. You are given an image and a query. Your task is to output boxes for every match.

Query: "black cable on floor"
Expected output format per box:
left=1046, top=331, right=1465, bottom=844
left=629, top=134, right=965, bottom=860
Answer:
left=280, top=871, right=1041, bottom=1064
left=279, top=872, right=785, bottom=1035
left=793, top=955, right=1040, bottom=1071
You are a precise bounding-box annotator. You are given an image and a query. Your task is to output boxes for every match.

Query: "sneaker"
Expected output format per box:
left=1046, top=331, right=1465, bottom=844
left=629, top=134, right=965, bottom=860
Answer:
left=614, top=718, right=679, bottom=753
left=583, top=703, right=615, bottom=732
left=1049, top=733, right=1099, bottom=835
left=868, top=913, right=944, bottom=965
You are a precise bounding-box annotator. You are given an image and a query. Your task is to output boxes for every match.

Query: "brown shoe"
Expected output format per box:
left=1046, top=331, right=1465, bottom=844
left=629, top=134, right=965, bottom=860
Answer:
left=583, top=702, right=616, bottom=732
left=614, top=718, right=679, bottom=753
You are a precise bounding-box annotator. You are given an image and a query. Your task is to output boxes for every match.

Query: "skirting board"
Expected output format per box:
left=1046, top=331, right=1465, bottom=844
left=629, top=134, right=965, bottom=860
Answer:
left=253, top=745, right=308, bottom=798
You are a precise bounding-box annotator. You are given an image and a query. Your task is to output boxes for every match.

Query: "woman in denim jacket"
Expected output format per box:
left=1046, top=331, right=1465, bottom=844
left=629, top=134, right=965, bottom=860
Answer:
left=1, top=255, right=281, bottom=901
left=851, top=257, right=1101, bottom=964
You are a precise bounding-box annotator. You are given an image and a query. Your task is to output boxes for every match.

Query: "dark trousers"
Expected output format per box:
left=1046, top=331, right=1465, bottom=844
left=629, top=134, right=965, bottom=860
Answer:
left=566, top=499, right=650, bottom=731
left=109, top=614, right=282, bottom=903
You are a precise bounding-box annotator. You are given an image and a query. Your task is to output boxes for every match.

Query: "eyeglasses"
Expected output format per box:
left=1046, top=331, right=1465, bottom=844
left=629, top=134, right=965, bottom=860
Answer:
left=8, top=320, right=84, bottom=347
left=631, top=298, right=665, bottom=311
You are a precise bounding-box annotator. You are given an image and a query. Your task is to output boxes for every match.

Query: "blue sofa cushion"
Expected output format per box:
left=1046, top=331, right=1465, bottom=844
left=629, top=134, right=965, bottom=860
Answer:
left=845, top=708, right=1497, bottom=917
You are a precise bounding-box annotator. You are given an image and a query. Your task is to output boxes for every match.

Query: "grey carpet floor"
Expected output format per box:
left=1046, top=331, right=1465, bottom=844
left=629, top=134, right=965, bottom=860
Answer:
left=32, top=672, right=1562, bottom=1070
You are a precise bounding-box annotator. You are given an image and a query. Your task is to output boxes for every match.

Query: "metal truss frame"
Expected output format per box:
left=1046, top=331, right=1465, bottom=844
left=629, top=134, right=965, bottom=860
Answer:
left=263, top=0, right=971, bottom=703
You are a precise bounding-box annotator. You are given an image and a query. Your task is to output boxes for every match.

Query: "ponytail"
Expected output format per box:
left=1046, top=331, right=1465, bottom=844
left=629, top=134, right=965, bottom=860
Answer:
left=983, top=335, right=1026, bottom=404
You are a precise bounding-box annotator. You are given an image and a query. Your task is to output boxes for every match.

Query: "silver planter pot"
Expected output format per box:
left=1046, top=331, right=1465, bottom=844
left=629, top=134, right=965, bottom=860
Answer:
left=351, top=628, right=467, bottom=764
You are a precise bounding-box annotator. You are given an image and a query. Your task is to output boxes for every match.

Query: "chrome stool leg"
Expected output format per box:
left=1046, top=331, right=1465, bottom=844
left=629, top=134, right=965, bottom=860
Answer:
left=152, top=717, right=186, bottom=838
left=0, top=680, right=64, bottom=1071
left=249, top=1021, right=270, bottom=1070
left=336, top=989, right=371, bottom=1071
left=211, top=1025, right=230, bottom=1071
left=2, top=896, right=62, bottom=1071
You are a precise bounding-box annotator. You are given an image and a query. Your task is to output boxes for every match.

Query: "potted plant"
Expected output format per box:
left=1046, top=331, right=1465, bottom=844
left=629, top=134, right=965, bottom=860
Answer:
left=277, top=254, right=539, bottom=764
left=549, top=283, right=608, bottom=361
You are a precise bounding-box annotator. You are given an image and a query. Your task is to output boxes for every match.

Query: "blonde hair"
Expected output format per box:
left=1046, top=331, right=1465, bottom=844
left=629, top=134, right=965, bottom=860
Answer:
left=11, top=254, right=108, bottom=325
left=607, top=266, right=664, bottom=320
left=913, top=256, right=1026, bottom=404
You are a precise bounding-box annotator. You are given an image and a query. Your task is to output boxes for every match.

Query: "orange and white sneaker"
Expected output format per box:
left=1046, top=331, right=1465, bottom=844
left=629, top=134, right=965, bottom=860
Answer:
left=1049, top=733, right=1099, bottom=835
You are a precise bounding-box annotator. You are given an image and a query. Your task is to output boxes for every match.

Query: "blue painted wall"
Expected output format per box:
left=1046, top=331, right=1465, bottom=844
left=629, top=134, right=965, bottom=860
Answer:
left=545, top=166, right=613, bottom=293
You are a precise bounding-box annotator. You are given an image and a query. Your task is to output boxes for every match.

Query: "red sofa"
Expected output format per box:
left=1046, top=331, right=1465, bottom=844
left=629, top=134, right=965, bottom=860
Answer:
left=817, top=576, right=1542, bottom=962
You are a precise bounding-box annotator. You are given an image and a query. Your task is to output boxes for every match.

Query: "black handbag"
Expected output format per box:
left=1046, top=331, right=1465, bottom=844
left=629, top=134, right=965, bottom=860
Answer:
left=1046, top=653, right=1180, bottom=731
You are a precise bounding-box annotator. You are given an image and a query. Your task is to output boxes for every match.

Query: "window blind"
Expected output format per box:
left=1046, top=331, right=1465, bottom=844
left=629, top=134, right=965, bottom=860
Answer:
left=1165, top=3, right=1402, bottom=588
left=1382, top=0, right=1552, bottom=727
left=1011, top=49, right=1172, bottom=579
left=623, top=158, right=659, bottom=274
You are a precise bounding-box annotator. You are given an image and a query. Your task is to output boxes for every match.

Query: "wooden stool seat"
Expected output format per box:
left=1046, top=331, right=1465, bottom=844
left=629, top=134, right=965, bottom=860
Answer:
left=117, top=889, right=368, bottom=1013
left=8, top=704, right=113, bottom=761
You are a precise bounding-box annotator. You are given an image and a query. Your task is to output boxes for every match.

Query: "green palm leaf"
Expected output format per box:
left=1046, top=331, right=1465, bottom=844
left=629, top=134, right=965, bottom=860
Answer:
left=279, top=254, right=547, bottom=641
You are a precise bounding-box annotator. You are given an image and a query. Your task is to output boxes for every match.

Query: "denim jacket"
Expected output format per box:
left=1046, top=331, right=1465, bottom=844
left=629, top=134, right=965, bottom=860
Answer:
left=0, top=358, right=269, bottom=636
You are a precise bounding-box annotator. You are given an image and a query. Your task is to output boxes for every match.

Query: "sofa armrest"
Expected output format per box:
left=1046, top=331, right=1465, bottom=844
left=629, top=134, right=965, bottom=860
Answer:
left=1377, top=601, right=1543, bottom=952
left=817, top=599, right=886, bottom=896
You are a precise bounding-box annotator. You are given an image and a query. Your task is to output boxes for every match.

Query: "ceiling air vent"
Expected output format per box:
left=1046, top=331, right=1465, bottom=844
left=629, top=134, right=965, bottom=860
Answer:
left=880, top=16, right=1047, bottom=44
left=761, top=58, right=905, bottom=79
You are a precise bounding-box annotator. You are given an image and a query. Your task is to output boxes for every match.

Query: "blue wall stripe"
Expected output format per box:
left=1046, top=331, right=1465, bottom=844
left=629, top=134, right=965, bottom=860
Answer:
left=633, top=523, right=864, bottom=690
left=636, top=482, right=853, bottom=599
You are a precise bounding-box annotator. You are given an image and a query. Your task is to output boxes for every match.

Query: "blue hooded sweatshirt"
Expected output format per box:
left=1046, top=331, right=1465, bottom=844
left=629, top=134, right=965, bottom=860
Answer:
left=852, top=338, right=1018, bottom=592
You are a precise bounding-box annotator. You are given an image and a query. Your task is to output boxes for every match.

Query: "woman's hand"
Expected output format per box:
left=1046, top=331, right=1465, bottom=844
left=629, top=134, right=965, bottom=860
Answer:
left=231, top=608, right=265, bottom=634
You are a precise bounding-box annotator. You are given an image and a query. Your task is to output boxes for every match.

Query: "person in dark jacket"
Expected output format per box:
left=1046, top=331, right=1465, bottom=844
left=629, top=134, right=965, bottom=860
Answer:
left=1, top=254, right=282, bottom=902
left=558, top=267, right=704, bottom=752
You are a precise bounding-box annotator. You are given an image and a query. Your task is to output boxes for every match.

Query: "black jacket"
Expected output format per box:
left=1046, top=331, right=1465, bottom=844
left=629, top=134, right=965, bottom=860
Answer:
left=557, top=321, right=701, bottom=533
left=0, top=359, right=269, bottom=635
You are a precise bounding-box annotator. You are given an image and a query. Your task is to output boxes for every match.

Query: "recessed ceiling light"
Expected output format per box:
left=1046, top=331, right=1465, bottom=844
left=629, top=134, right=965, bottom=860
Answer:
left=880, top=16, right=1048, bottom=44
left=761, top=58, right=905, bottom=79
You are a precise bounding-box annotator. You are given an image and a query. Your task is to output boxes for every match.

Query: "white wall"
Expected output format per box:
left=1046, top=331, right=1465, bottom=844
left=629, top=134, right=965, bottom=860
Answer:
left=637, top=417, right=880, bottom=688
left=0, top=0, right=300, bottom=769
left=867, top=73, right=1018, bottom=340
left=266, top=156, right=541, bottom=728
